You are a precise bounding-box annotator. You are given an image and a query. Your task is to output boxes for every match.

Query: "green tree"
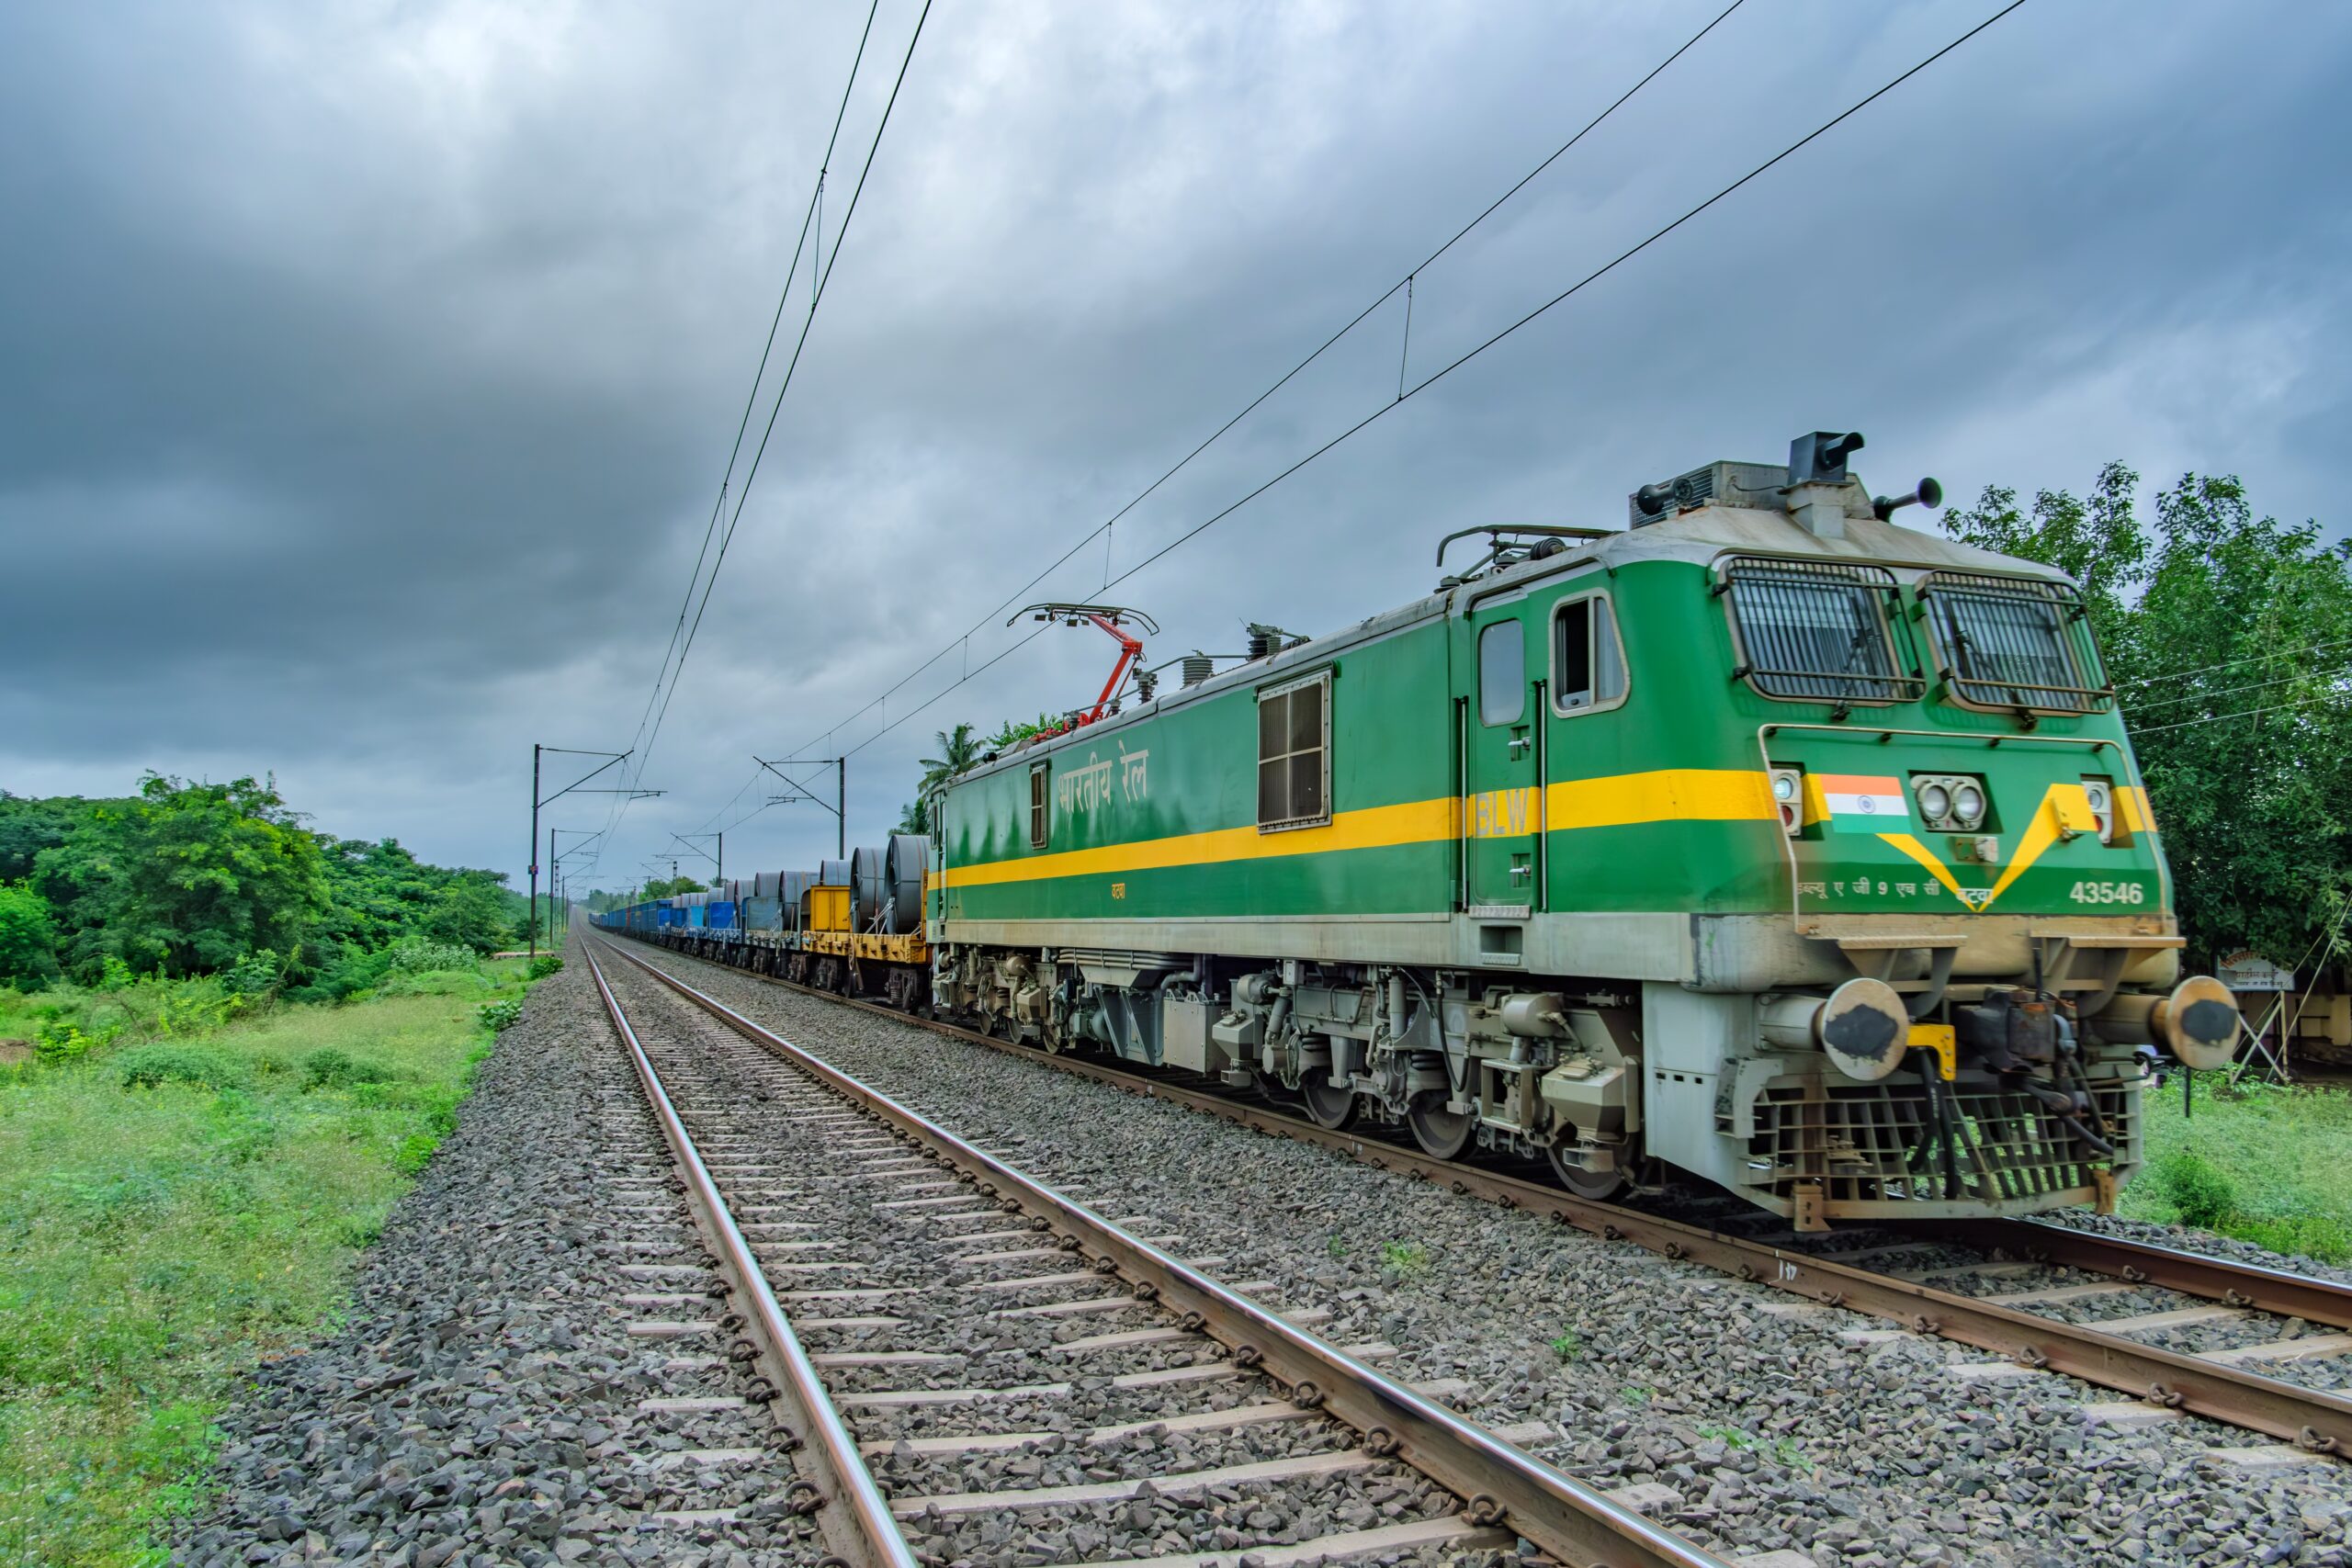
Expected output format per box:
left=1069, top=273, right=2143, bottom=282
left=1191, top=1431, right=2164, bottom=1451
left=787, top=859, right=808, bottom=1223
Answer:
left=423, top=870, right=518, bottom=953
left=986, top=712, right=1063, bottom=750
left=1949, top=467, right=2352, bottom=964
left=639, top=875, right=710, bottom=899
left=33, top=774, right=330, bottom=980
left=0, top=880, right=60, bottom=987
left=0, top=794, right=98, bottom=883
left=1944, top=460, right=2147, bottom=631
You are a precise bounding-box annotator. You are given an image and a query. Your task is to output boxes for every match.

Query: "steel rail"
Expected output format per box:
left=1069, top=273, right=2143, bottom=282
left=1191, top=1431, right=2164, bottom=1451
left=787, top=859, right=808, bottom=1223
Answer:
left=1906, top=1216, right=2352, bottom=1331
left=594, top=937, right=1736, bottom=1568
left=614, top=933, right=2352, bottom=1458
left=583, top=946, right=918, bottom=1568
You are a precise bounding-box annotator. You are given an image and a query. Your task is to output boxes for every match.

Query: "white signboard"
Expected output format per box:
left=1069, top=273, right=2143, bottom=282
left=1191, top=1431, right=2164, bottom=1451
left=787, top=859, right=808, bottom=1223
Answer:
left=2219, top=951, right=2296, bottom=992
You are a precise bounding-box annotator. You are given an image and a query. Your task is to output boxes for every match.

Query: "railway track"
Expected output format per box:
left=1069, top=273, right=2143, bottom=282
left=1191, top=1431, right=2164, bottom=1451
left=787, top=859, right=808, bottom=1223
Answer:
left=582, top=939, right=1745, bottom=1568
left=617, top=933, right=2352, bottom=1467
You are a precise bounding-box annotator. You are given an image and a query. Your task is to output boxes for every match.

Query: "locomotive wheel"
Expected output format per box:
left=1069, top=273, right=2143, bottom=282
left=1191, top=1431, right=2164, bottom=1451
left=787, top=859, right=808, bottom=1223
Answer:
left=1406, top=1096, right=1474, bottom=1160
left=1544, top=1142, right=1628, bottom=1202
left=1299, top=1075, right=1359, bottom=1131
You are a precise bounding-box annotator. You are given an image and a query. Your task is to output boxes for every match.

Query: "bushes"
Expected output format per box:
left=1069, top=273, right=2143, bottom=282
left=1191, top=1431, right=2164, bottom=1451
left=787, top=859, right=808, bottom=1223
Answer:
left=383, top=938, right=481, bottom=976
left=35, top=1017, right=119, bottom=1065
left=299, top=1046, right=394, bottom=1090
left=477, top=998, right=523, bottom=1032
left=2156, top=1150, right=2237, bottom=1229
left=2153, top=1142, right=2351, bottom=1264
left=527, top=954, right=563, bottom=980
left=283, top=937, right=481, bottom=1004
left=117, top=1045, right=244, bottom=1091
left=220, top=948, right=287, bottom=998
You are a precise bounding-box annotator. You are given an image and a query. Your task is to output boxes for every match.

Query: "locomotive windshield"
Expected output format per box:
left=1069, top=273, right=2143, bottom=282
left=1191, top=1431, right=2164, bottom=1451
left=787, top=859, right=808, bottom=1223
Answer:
left=1720, top=557, right=1920, bottom=703
left=1921, top=571, right=2109, bottom=715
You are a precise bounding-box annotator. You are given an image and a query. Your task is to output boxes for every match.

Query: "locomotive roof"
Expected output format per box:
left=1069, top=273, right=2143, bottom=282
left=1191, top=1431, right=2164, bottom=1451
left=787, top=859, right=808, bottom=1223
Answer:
left=956, top=502, right=2069, bottom=786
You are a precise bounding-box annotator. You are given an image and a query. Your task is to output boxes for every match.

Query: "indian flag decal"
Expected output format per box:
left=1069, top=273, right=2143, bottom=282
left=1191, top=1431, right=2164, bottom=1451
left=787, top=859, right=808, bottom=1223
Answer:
left=1817, top=773, right=1908, bottom=833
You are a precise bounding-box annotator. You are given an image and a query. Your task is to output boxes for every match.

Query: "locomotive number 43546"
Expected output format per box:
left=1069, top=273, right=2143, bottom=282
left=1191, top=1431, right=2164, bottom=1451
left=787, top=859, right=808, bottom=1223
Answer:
left=2069, top=880, right=2147, bottom=906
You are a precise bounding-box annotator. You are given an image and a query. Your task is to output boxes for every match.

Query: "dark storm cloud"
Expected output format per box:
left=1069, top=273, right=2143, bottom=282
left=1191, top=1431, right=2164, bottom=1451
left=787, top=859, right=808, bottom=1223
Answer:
left=3, top=1, right=2346, bottom=887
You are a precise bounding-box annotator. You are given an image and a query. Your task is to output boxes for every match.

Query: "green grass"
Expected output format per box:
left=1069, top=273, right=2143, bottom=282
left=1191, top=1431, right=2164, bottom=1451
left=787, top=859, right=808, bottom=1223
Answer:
left=0, top=959, right=532, bottom=1567
left=2120, top=1078, right=2352, bottom=1263
left=1379, top=1240, right=1431, bottom=1277
left=1693, top=1423, right=1813, bottom=1472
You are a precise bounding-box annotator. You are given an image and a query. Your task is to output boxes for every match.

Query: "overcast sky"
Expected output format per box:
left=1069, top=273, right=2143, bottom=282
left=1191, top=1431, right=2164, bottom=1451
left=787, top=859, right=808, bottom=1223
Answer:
left=4, top=0, right=2346, bottom=896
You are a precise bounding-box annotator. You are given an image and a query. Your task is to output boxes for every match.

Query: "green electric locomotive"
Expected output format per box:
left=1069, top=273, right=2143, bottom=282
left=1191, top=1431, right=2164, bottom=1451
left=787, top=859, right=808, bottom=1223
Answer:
left=927, top=432, right=2239, bottom=1229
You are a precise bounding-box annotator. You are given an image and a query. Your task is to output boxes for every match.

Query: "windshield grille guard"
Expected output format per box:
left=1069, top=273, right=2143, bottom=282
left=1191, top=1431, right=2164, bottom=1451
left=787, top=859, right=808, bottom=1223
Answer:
left=1921, top=570, right=2111, bottom=715
left=1716, top=557, right=1925, bottom=705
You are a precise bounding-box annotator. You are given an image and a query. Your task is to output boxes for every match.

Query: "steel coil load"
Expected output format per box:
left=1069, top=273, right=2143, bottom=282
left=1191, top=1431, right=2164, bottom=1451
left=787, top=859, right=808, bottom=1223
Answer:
left=818, top=858, right=851, bottom=886
left=782, top=870, right=815, bottom=931
left=884, top=833, right=929, bottom=933
left=752, top=871, right=784, bottom=900
left=851, top=844, right=888, bottom=932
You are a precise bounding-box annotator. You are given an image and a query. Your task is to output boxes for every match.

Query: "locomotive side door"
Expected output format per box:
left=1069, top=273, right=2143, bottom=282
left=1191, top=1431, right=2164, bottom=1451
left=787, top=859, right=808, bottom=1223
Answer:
left=1463, top=598, right=1539, bottom=915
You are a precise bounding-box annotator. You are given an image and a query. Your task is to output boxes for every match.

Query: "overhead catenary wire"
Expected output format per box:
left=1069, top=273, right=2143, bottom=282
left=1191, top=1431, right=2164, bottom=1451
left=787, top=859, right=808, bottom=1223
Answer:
left=2114, top=632, right=2352, bottom=692
left=695, top=0, right=2032, bottom=836
left=611, top=0, right=884, bottom=809
left=2128, top=688, right=2351, bottom=739
left=1100, top=0, right=2032, bottom=598
left=642, top=0, right=933, bottom=775
left=605, top=0, right=933, bottom=857
left=733, top=0, right=1752, bottom=809
left=2124, top=659, right=2352, bottom=715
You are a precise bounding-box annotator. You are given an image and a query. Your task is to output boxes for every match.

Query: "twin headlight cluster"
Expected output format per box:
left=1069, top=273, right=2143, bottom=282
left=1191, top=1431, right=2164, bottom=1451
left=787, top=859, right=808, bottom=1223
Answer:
left=1911, top=773, right=1988, bottom=832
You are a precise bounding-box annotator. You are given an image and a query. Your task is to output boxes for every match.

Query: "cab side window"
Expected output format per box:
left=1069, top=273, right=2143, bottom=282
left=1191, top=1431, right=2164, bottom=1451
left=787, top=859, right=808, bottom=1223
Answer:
left=1478, top=620, right=1525, bottom=725
left=1553, top=594, right=1628, bottom=713
left=1029, top=762, right=1049, bottom=849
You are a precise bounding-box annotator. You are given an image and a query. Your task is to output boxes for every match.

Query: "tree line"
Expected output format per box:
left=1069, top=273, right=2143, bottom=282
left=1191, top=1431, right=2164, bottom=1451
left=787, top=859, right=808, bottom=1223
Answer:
left=0, top=774, right=529, bottom=998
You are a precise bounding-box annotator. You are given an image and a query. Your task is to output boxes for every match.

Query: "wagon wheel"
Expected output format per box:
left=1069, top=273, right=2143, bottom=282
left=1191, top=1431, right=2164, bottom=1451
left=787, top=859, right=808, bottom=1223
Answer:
left=1299, top=1074, right=1360, bottom=1131
left=1406, top=1094, right=1475, bottom=1161
left=1544, top=1141, right=1628, bottom=1201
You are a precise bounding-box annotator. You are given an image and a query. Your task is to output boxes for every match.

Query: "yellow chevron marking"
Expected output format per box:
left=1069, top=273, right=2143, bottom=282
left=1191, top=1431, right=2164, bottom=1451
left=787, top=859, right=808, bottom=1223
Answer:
left=935, top=769, right=1774, bottom=890
left=1874, top=832, right=1972, bottom=903
left=1869, top=784, right=2099, bottom=914
left=1983, top=783, right=2098, bottom=908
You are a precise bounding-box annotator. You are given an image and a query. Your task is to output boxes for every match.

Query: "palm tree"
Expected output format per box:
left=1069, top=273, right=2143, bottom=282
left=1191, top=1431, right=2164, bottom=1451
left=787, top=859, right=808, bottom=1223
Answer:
left=919, top=723, right=981, bottom=794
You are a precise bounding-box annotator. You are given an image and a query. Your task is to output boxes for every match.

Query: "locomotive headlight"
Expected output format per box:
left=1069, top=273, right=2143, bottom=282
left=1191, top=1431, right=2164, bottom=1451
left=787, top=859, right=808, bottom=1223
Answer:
left=1916, top=781, right=1952, bottom=823
left=1951, top=781, right=1986, bottom=827
left=1769, top=767, right=1804, bottom=837
left=2081, top=777, right=2116, bottom=843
